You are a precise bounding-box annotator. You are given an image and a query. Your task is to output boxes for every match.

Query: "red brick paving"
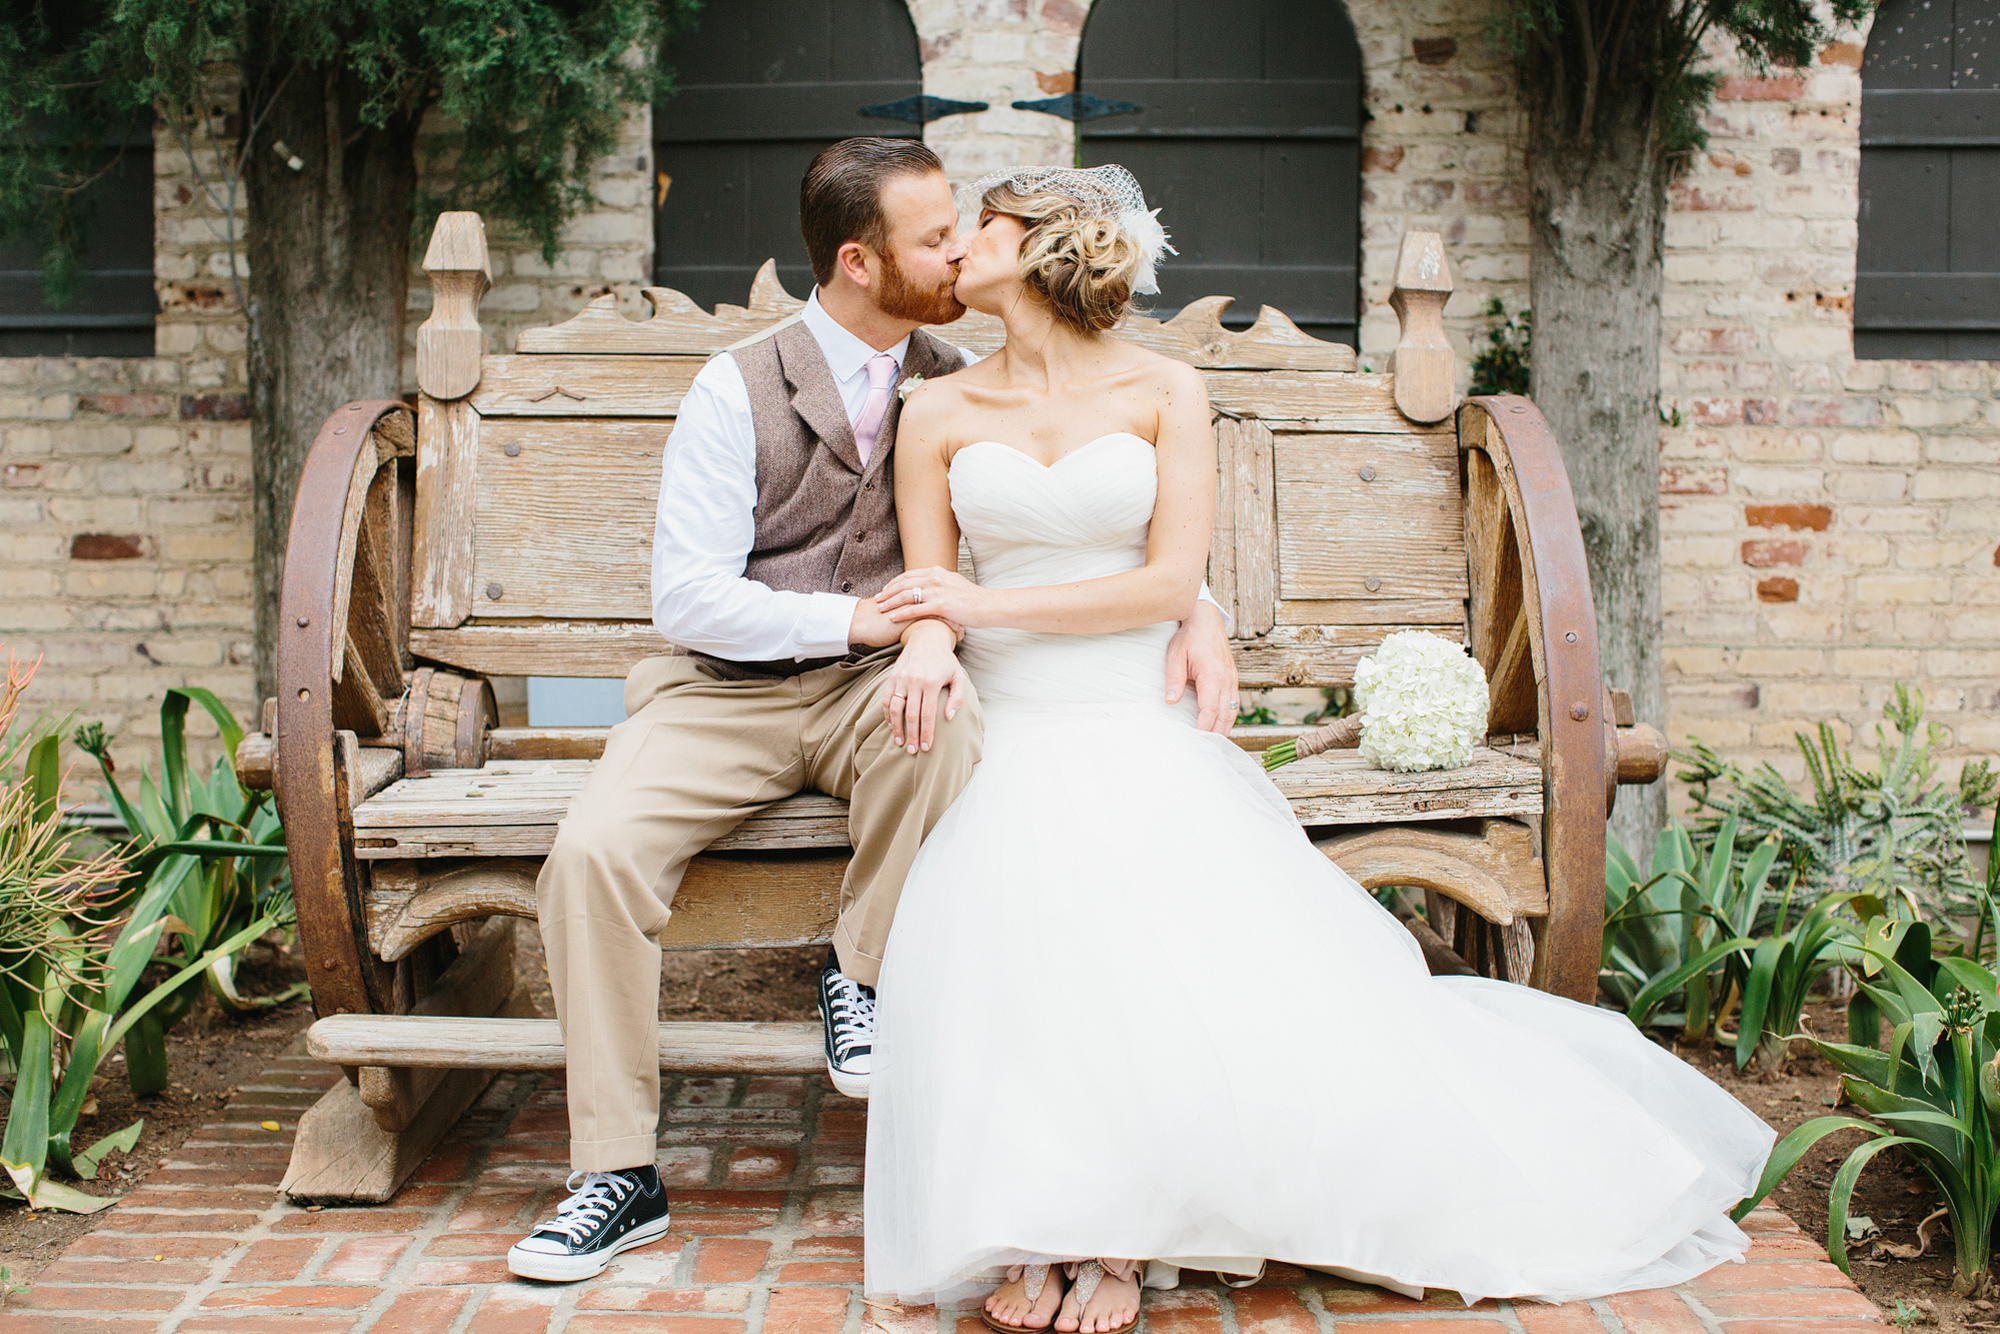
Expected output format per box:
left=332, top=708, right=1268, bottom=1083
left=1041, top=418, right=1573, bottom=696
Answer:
left=0, top=1054, right=1884, bottom=1332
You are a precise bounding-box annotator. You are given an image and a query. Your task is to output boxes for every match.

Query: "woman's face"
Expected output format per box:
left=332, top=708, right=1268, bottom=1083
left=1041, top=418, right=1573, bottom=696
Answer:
left=952, top=208, right=1029, bottom=315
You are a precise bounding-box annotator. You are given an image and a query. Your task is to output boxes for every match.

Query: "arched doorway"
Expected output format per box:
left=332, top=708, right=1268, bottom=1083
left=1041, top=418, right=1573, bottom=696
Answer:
left=1856, top=0, right=2000, bottom=359
left=653, top=0, right=927, bottom=310
left=1074, top=0, right=1363, bottom=346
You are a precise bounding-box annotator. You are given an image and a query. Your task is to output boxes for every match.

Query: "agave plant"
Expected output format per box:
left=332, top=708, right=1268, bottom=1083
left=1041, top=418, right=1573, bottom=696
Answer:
left=1602, top=818, right=1765, bottom=1043
left=73, top=688, right=300, bottom=1092
left=0, top=654, right=292, bottom=1212
left=1734, top=916, right=2000, bottom=1297
left=1679, top=685, right=1997, bottom=927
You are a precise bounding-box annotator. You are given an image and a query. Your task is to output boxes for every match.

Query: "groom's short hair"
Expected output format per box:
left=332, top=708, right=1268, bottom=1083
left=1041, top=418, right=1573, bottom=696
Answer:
left=800, top=138, right=946, bottom=286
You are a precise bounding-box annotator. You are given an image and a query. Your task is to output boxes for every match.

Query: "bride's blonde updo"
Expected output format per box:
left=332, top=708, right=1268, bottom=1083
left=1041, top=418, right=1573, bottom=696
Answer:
left=979, top=181, right=1147, bottom=333
left=966, top=165, right=1169, bottom=335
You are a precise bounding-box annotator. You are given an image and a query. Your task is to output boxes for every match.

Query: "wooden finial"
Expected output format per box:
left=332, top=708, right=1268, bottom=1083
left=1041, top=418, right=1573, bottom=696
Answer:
left=417, top=213, right=491, bottom=401
left=1388, top=231, right=1456, bottom=424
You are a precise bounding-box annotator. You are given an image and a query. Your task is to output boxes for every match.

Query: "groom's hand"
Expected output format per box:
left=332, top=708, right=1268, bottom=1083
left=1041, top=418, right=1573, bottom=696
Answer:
left=1167, top=601, right=1237, bottom=736
left=850, top=598, right=962, bottom=650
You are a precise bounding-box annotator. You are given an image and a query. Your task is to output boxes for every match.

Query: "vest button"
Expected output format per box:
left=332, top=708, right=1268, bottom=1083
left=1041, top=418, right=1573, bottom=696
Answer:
left=841, top=580, right=853, bottom=592
left=864, top=481, right=874, bottom=490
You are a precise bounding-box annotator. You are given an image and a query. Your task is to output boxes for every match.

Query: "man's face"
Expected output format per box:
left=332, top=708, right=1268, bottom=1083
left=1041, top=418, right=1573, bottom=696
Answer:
left=870, top=170, right=967, bottom=325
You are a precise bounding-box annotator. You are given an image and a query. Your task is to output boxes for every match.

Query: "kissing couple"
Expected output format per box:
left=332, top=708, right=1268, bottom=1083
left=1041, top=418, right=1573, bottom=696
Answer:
left=507, top=137, right=1778, bottom=1329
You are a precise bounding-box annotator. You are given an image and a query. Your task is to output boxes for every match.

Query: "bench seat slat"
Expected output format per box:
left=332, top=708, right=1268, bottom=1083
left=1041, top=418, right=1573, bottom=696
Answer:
left=309, top=1015, right=822, bottom=1072
left=350, top=748, right=1543, bottom=859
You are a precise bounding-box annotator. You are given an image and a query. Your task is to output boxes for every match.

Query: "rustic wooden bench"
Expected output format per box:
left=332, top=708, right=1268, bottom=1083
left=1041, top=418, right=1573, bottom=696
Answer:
left=239, top=212, right=1666, bottom=1202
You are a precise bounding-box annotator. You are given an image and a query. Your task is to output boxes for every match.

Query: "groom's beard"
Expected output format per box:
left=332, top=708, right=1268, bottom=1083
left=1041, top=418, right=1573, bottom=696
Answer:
left=875, top=248, right=965, bottom=325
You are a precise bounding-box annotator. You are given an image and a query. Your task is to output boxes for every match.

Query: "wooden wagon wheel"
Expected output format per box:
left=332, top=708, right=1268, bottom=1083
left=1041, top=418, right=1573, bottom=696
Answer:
left=1457, top=395, right=1608, bottom=1003
left=276, top=399, right=417, bottom=1019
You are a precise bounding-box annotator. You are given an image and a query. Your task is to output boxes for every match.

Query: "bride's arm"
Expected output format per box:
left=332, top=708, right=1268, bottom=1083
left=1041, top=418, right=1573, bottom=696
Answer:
left=879, top=360, right=1214, bottom=635
left=878, top=389, right=973, bottom=754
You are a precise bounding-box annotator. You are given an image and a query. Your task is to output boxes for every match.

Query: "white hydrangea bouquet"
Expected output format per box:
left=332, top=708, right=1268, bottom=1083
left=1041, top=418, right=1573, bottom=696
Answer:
left=1261, top=630, right=1490, bottom=773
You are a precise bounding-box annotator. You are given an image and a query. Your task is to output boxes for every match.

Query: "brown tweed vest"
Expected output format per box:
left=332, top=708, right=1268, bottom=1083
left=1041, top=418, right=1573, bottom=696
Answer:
left=696, top=316, right=962, bottom=678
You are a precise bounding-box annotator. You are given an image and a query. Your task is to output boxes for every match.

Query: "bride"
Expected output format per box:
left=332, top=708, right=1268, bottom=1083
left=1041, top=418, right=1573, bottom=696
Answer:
left=861, top=164, right=1776, bottom=1334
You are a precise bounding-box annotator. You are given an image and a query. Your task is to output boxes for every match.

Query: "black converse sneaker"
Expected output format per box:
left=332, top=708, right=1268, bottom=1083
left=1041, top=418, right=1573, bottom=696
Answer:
left=817, top=946, right=875, bottom=1099
left=506, top=1165, right=672, bottom=1282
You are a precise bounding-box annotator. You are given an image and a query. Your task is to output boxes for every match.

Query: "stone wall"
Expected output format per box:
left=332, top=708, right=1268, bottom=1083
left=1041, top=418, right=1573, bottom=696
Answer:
left=4, top=1, right=1995, bottom=803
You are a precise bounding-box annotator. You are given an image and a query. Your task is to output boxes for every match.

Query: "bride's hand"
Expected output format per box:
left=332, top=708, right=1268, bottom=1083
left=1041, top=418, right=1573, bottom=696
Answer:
left=881, top=620, right=970, bottom=754
left=877, top=567, right=994, bottom=628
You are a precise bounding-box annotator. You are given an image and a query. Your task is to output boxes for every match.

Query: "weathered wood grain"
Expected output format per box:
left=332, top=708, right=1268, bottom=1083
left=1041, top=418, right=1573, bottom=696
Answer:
left=364, top=848, right=843, bottom=957
left=409, top=621, right=660, bottom=678
left=411, top=395, right=480, bottom=628
left=416, top=212, right=492, bottom=402
left=1388, top=231, right=1457, bottom=424
left=471, top=418, right=670, bottom=620
left=1466, top=445, right=1535, bottom=735
left=310, top=1015, right=834, bottom=1073
left=1313, top=819, right=1546, bottom=924
left=1273, top=432, right=1466, bottom=603
left=358, top=916, right=516, bottom=1131
left=1221, top=417, right=1277, bottom=635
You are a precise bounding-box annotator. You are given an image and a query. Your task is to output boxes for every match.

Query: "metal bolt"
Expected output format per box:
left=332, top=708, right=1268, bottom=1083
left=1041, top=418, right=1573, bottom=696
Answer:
left=297, top=688, right=310, bottom=701
left=1364, top=576, right=1382, bottom=592
left=346, top=403, right=362, bottom=411
left=1569, top=701, right=1590, bottom=721
left=323, top=958, right=339, bottom=970
left=1564, top=630, right=1577, bottom=643
left=1509, top=404, right=1527, bottom=413
left=333, top=426, right=346, bottom=435
left=296, top=615, right=309, bottom=627
left=485, top=582, right=504, bottom=600
left=503, top=441, right=521, bottom=457
left=1358, top=465, right=1377, bottom=482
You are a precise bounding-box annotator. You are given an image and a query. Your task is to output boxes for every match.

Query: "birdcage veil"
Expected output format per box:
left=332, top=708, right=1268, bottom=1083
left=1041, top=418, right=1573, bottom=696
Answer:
left=958, top=164, right=1175, bottom=295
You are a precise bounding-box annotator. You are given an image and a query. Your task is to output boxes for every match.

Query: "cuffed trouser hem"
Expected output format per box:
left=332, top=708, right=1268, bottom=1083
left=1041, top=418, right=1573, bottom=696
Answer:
left=831, top=920, right=885, bottom=989
left=569, top=1133, right=660, bottom=1174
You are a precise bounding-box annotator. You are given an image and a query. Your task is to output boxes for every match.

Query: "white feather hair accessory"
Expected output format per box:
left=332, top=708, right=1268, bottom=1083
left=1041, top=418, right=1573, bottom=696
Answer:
left=959, top=164, right=1176, bottom=295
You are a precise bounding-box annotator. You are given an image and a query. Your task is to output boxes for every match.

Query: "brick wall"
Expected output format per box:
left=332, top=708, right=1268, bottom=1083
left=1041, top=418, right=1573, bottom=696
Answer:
left=4, top=2, right=1994, bottom=803
left=1658, top=16, right=2000, bottom=799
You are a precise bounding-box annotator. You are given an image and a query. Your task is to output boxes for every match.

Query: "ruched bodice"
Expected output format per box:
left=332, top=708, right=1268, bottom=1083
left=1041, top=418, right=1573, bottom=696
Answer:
left=949, top=433, right=1184, bottom=713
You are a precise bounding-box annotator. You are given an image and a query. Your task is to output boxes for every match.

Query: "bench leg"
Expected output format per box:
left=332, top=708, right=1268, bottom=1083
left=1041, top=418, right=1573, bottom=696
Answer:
left=283, top=915, right=529, bottom=1202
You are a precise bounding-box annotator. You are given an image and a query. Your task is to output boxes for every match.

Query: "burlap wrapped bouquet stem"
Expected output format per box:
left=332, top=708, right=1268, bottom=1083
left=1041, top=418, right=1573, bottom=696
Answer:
left=1260, top=714, right=1360, bottom=771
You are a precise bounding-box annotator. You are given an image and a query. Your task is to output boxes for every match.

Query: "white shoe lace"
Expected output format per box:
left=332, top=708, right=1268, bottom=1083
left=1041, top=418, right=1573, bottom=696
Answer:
left=537, top=1170, right=635, bottom=1245
left=825, top=972, right=876, bottom=1061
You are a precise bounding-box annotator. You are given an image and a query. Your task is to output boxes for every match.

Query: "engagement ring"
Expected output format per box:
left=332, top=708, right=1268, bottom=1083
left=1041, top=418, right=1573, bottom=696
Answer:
left=912, top=587, right=924, bottom=603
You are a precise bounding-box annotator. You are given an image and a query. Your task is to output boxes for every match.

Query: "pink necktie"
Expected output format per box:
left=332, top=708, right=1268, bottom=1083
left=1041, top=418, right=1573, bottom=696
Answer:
left=852, top=353, right=898, bottom=466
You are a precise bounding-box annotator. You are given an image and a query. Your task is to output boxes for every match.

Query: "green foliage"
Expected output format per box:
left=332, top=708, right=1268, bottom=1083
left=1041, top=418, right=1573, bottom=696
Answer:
left=1489, top=0, right=1875, bottom=162
left=0, top=653, right=277, bottom=1212
left=1678, top=686, right=1998, bottom=929
left=1733, top=924, right=2000, bottom=1297
left=73, top=689, right=302, bottom=1078
left=0, top=0, right=703, bottom=300
left=1602, top=819, right=1764, bottom=1042
left=1468, top=297, right=1532, bottom=398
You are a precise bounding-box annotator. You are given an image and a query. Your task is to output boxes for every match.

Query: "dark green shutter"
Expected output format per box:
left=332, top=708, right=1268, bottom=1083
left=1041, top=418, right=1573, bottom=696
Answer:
left=653, top=0, right=924, bottom=309
left=1857, top=0, right=2000, bottom=360
left=0, top=133, right=155, bottom=358
left=1076, top=0, right=1363, bottom=346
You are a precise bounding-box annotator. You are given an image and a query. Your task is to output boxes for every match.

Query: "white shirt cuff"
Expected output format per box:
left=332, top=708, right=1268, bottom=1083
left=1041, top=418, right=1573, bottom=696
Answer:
left=800, top=592, right=860, bottom=659
left=1194, top=582, right=1234, bottom=637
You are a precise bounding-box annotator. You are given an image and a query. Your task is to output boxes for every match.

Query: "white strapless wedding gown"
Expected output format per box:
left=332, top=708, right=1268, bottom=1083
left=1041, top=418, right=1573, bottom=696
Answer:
left=862, top=433, right=1775, bottom=1308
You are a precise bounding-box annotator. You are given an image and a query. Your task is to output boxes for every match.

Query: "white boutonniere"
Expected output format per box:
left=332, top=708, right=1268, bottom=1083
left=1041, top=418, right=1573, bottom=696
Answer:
left=896, top=373, right=925, bottom=403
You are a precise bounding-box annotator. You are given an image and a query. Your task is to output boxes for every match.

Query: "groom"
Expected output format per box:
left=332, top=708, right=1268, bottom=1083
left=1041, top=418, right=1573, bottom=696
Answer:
left=509, top=138, right=1238, bottom=1283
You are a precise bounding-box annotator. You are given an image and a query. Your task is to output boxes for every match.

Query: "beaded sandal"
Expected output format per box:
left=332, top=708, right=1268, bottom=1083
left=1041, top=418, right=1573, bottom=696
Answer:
left=1061, top=1259, right=1142, bottom=1334
left=982, top=1263, right=1065, bottom=1333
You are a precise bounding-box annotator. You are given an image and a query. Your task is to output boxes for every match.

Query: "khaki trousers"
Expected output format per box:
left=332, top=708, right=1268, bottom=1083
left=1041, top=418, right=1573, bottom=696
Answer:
left=535, top=649, right=982, bottom=1171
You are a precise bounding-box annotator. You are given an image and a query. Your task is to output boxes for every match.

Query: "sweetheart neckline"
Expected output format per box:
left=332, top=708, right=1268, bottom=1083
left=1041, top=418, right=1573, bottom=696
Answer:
left=950, top=433, right=1152, bottom=472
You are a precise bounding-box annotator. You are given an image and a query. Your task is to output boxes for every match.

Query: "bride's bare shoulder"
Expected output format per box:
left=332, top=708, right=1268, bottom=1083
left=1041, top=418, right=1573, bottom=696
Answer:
left=1115, top=344, right=1206, bottom=400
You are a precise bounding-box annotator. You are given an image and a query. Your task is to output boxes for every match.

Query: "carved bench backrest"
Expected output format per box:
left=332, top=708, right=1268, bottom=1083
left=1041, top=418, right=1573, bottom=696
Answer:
left=407, top=213, right=1461, bottom=690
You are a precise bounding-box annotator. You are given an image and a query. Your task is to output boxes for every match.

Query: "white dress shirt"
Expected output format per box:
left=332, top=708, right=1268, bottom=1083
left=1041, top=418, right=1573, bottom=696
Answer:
left=650, top=290, right=1225, bottom=662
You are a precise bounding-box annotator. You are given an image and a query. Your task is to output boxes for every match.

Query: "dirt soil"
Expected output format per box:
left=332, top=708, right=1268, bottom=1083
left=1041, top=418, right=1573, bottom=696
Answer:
left=1665, top=997, right=1995, bottom=1331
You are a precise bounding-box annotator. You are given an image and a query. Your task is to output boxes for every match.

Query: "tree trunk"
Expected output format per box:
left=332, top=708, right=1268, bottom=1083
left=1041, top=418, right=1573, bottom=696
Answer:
left=244, top=54, right=422, bottom=703
left=1526, top=110, right=1669, bottom=861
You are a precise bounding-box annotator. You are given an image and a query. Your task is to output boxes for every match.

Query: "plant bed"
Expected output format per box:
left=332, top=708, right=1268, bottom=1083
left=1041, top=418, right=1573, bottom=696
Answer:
left=1669, top=996, right=1996, bottom=1330
left=0, top=944, right=312, bottom=1289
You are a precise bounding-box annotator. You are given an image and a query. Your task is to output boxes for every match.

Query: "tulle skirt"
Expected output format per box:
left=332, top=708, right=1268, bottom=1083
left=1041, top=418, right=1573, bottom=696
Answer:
left=862, top=699, right=1776, bottom=1308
